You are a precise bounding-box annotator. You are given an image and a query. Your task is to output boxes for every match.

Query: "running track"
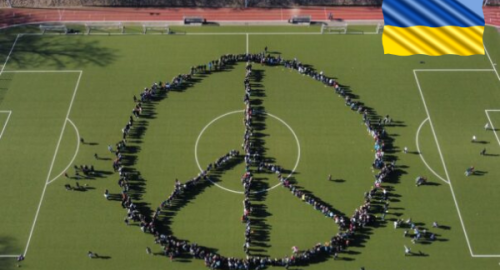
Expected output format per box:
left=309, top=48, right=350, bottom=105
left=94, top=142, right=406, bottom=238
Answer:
left=0, top=6, right=499, bottom=28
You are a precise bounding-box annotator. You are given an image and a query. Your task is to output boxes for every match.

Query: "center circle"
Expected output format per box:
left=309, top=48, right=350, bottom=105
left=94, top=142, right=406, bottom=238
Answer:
left=194, top=110, right=301, bottom=194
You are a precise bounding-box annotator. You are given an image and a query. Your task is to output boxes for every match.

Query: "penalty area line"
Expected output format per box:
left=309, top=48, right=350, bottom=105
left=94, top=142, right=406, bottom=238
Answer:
left=0, top=110, right=13, bottom=140
left=0, top=255, right=21, bottom=258
left=484, top=110, right=500, bottom=148
left=414, top=69, right=475, bottom=257
left=46, top=118, right=81, bottom=185
left=0, top=34, right=21, bottom=76
left=414, top=69, right=500, bottom=258
left=415, top=117, right=449, bottom=184
left=23, top=71, right=83, bottom=257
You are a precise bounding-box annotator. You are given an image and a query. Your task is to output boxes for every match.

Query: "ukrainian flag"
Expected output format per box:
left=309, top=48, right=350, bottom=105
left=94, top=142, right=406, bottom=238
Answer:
left=382, top=0, right=485, bottom=56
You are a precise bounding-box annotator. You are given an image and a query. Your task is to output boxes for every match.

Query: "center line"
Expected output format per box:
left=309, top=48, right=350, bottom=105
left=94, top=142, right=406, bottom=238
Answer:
left=246, top=33, right=249, bottom=54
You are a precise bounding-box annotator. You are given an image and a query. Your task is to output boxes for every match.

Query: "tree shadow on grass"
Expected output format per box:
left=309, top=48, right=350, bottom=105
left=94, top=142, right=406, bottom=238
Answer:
left=0, top=236, right=19, bottom=270
left=0, top=35, right=117, bottom=69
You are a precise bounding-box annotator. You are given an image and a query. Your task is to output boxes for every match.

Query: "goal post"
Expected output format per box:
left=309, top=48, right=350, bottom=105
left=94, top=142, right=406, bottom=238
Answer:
left=321, top=23, right=348, bottom=34
left=39, top=24, right=68, bottom=35
left=376, top=23, right=384, bottom=34
left=85, top=22, right=124, bottom=35
left=142, top=22, right=170, bottom=34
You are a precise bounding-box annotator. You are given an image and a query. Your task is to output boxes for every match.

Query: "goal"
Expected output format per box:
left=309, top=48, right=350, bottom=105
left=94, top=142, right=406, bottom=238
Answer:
left=39, top=24, right=67, bottom=35
left=376, top=23, right=384, bottom=34
left=321, top=23, right=348, bottom=34
left=85, top=22, right=124, bottom=35
left=142, top=22, right=170, bottom=34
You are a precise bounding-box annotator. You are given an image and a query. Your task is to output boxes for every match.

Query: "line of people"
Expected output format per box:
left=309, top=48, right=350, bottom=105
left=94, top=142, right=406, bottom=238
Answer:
left=241, top=62, right=259, bottom=255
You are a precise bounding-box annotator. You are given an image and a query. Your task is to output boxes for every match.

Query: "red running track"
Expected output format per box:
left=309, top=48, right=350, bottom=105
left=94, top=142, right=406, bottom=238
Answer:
left=0, top=6, right=499, bottom=28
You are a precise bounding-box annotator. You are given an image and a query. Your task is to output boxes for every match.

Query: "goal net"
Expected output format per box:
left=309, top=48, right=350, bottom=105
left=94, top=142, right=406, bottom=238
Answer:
left=321, top=23, right=348, bottom=34
left=376, top=23, right=384, bottom=34
left=39, top=24, right=67, bottom=35
left=85, top=22, right=124, bottom=35
left=142, top=22, right=170, bottom=34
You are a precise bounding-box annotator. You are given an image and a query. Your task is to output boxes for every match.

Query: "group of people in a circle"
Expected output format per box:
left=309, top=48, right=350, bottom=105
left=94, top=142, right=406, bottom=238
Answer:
left=104, top=50, right=397, bottom=269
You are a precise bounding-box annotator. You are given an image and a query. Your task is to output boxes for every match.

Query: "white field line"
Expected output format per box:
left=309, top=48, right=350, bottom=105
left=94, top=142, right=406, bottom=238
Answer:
left=23, top=71, right=82, bottom=257
left=414, top=69, right=500, bottom=257
left=472, top=254, right=500, bottom=258
left=413, top=70, right=475, bottom=257
left=28, top=31, right=319, bottom=37
left=0, top=34, right=21, bottom=76
left=246, top=33, right=249, bottom=54
left=414, top=69, right=495, bottom=72
left=2, top=70, right=83, bottom=73
left=18, top=30, right=373, bottom=36
left=0, top=255, right=20, bottom=258
left=0, top=110, right=12, bottom=140
left=188, top=32, right=321, bottom=35
left=46, top=118, right=81, bottom=185
left=0, top=20, right=392, bottom=31
left=415, top=117, right=449, bottom=184
left=194, top=110, right=301, bottom=194
left=485, top=110, right=500, bottom=147
left=484, top=45, right=500, bottom=82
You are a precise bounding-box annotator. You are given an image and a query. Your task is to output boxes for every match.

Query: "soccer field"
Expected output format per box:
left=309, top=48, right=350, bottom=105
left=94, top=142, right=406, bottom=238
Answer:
left=0, top=24, right=499, bottom=270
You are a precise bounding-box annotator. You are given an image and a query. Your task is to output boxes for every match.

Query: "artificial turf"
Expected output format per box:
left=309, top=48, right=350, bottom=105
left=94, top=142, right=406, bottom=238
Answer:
left=0, top=25, right=499, bottom=270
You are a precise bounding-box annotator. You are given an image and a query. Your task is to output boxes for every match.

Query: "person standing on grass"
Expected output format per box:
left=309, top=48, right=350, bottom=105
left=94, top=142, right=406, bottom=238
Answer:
left=404, top=245, right=411, bottom=256
left=485, top=122, right=490, bottom=130
left=480, top=148, right=486, bottom=155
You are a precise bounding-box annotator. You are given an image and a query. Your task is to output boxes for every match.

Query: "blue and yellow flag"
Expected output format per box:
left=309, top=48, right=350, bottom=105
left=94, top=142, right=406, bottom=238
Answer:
left=382, top=0, right=485, bottom=56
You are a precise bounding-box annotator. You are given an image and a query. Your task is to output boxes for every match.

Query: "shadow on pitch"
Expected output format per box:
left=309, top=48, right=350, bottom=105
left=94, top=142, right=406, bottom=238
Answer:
left=0, top=35, right=117, bottom=69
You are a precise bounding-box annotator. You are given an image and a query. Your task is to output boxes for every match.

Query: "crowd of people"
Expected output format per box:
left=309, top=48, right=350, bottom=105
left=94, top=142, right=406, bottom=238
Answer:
left=105, top=49, right=398, bottom=268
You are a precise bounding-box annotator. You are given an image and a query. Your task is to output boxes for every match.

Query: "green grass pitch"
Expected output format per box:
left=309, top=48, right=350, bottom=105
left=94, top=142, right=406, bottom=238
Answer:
left=0, top=25, right=499, bottom=270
